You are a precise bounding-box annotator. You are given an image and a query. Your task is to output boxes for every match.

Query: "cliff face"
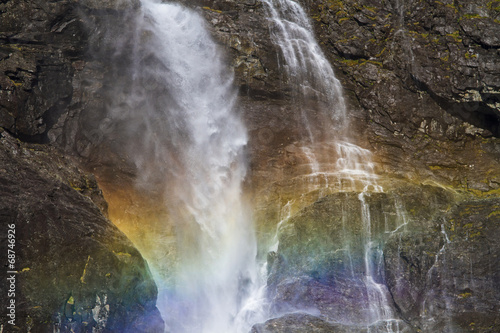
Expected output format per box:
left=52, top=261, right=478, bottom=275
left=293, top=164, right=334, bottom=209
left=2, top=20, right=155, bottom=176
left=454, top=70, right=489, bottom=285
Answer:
left=0, top=130, right=164, bottom=332
left=309, top=0, right=500, bottom=187
left=179, top=1, right=500, bottom=332
left=1, top=0, right=499, bottom=332
left=0, top=1, right=163, bottom=332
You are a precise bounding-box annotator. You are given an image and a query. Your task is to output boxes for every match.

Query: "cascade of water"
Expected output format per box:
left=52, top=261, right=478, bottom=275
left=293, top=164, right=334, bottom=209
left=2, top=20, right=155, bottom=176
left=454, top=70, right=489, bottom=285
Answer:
left=261, top=0, right=347, bottom=171
left=359, top=192, right=396, bottom=326
left=104, top=0, right=265, bottom=331
left=262, top=1, right=403, bottom=331
left=261, top=0, right=346, bottom=123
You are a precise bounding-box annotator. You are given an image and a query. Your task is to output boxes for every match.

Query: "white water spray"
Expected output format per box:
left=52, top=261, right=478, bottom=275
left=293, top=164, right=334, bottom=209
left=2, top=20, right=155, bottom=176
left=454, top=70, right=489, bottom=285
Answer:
left=262, top=0, right=347, bottom=155
left=108, top=1, right=265, bottom=332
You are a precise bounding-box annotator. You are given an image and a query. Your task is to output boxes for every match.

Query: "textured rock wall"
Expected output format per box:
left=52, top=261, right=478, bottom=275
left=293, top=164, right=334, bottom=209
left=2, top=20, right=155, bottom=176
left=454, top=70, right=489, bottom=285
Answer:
left=191, top=0, right=500, bottom=194
left=190, top=1, right=500, bottom=332
left=263, top=180, right=500, bottom=332
left=0, top=1, right=163, bottom=331
left=307, top=0, right=500, bottom=189
left=0, top=130, right=163, bottom=332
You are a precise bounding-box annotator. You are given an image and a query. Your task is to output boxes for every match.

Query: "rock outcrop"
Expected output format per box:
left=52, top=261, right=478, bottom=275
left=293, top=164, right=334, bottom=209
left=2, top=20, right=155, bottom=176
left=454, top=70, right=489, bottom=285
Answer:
left=308, top=0, right=500, bottom=187
left=261, top=180, right=499, bottom=332
left=190, top=0, right=500, bottom=194
left=0, top=130, right=163, bottom=332
left=0, top=1, right=163, bottom=330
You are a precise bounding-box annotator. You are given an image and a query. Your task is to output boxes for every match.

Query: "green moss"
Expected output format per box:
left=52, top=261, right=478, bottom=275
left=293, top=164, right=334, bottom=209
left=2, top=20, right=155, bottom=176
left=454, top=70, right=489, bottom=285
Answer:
left=367, top=60, right=383, bottom=66
left=409, top=31, right=430, bottom=39
left=445, top=3, right=458, bottom=12
left=469, top=231, right=481, bottom=238
left=488, top=210, right=500, bottom=218
left=364, top=6, right=377, bottom=13
left=463, top=13, right=487, bottom=19
left=375, top=47, right=387, bottom=57
left=487, top=1, right=500, bottom=12
left=80, top=255, right=90, bottom=284
left=465, top=51, right=478, bottom=59
left=9, top=79, right=23, bottom=87
left=467, top=187, right=500, bottom=197
left=458, top=292, right=472, bottom=298
left=341, top=59, right=361, bottom=66
left=202, top=6, right=222, bottom=13
left=340, top=58, right=383, bottom=68
left=447, top=30, right=462, bottom=42
left=113, top=251, right=132, bottom=257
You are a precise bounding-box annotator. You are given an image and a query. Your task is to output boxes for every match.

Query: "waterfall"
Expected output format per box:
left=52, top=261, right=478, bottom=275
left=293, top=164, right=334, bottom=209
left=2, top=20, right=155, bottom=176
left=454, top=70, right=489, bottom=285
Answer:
left=100, top=0, right=265, bottom=331
left=262, top=0, right=346, bottom=122
left=262, top=0, right=347, bottom=148
left=262, top=0, right=403, bottom=331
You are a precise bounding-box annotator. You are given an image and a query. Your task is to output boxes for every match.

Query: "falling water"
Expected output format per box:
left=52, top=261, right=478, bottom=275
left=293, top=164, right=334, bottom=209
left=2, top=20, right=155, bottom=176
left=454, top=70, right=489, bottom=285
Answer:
left=262, top=0, right=403, bottom=331
left=103, top=0, right=265, bottom=331
left=262, top=0, right=347, bottom=144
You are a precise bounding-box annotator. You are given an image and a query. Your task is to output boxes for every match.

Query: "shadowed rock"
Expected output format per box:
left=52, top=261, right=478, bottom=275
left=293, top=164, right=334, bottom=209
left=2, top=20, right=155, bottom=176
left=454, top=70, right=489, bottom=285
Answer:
left=0, top=130, right=163, bottom=332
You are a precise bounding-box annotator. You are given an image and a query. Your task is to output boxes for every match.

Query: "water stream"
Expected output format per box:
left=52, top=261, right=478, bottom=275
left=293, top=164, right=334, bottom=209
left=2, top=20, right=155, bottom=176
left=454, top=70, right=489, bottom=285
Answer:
left=262, top=0, right=347, bottom=148
left=262, top=0, right=403, bottom=331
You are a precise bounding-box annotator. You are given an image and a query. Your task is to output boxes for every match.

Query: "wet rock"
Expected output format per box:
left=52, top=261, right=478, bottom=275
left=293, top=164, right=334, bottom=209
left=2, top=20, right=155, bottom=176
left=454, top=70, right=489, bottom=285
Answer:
left=250, top=313, right=367, bottom=333
left=303, top=0, right=500, bottom=188
left=265, top=178, right=500, bottom=332
left=1, top=1, right=499, bottom=332
left=0, top=0, right=140, bottom=143
left=385, top=198, right=500, bottom=332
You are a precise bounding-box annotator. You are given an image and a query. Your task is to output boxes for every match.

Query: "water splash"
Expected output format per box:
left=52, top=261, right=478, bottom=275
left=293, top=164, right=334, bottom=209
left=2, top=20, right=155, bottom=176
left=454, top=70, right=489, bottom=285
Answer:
left=359, top=192, right=397, bottom=326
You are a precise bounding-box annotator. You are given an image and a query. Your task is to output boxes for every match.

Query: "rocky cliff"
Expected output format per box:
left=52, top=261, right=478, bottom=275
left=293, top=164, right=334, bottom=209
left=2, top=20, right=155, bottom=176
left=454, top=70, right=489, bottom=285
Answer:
left=1, top=0, right=499, bottom=332
left=0, top=1, right=163, bottom=332
left=0, top=130, right=163, bottom=332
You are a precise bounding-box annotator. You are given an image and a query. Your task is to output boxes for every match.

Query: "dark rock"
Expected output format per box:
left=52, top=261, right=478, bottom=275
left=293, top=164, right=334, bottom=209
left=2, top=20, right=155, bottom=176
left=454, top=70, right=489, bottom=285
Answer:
left=0, top=0, right=142, bottom=143
left=303, top=0, right=500, bottom=187
left=1, top=0, right=499, bottom=332
left=250, top=313, right=367, bottom=333
left=0, top=131, right=163, bottom=332
left=265, top=181, right=452, bottom=329
left=385, top=198, right=500, bottom=332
